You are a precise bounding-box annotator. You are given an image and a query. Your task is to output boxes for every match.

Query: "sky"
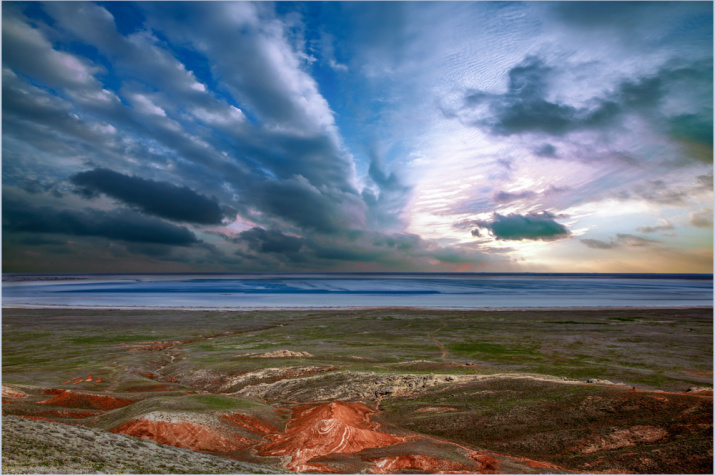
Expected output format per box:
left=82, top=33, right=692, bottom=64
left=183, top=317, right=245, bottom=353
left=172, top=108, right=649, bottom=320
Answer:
left=2, top=1, right=713, bottom=274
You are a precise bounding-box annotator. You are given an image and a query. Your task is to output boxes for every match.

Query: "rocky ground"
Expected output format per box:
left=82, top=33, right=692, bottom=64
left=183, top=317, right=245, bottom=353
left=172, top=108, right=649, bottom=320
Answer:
left=2, top=307, right=712, bottom=473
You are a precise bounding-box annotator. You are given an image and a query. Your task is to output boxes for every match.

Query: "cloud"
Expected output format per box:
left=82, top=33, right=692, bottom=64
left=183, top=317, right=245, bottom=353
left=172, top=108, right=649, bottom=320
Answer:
left=70, top=168, right=227, bottom=225
left=491, top=186, right=570, bottom=205
left=238, top=227, right=303, bottom=253
left=472, top=211, right=570, bottom=241
left=668, top=113, right=714, bottom=152
left=696, top=173, right=713, bottom=190
left=4, top=2, right=369, bottom=246
left=580, top=238, right=617, bottom=250
left=619, top=180, right=689, bottom=206
left=550, top=2, right=713, bottom=40
left=615, top=234, right=659, bottom=247
left=451, top=55, right=712, bottom=164
left=492, top=190, right=538, bottom=204
left=460, top=56, right=620, bottom=137
left=2, top=2, right=710, bottom=273
left=42, top=2, right=213, bottom=99
left=362, top=150, right=411, bottom=231
left=534, top=144, right=558, bottom=157
left=580, top=233, right=659, bottom=250
left=2, top=7, right=104, bottom=93
left=690, top=208, right=713, bottom=228
left=1, top=68, right=122, bottom=162
left=636, top=221, right=674, bottom=233
left=310, top=243, right=383, bottom=263
left=248, top=175, right=364, bottom=233
left=142, top=2, right=338, bottom=134
left=3, top=197, right=199, bottom=246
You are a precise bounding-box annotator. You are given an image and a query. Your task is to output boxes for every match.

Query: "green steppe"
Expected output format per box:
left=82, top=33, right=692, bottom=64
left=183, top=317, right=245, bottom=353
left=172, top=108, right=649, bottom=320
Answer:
left=2, top=307, right=713, bottom=473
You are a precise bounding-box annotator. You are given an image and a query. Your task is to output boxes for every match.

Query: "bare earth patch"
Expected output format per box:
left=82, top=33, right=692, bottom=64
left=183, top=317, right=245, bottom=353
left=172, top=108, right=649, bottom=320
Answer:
left=111, top=412, right=252, bottom=452
left=37, top=390, right=134, bottom=411
left=257, top=401, right=405, bottom=471
left=244, top=350, right=314, bottom=359
left=577, top=426, right=669, bottom=454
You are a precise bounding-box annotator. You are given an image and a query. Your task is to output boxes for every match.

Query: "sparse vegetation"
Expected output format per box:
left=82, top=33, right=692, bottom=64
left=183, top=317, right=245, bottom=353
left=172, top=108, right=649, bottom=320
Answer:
left=2, top=307, right=711, bottom=473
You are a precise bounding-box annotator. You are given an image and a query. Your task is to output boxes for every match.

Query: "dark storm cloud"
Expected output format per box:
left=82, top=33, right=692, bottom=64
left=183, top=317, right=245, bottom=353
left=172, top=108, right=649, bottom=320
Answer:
left=221, top=226, right=486, bottom=270
left=238, top=227, right=304, bottom=254
left=241, top=132, right=357, bottom=193
left=462, top=56, right=619, bottom=137
left=455, top=56, right=712, bottom=162
left=472, top=211, right=570, bottom=241
left=311, top=243, right=383, bottom=262
left=3, top=197, right=199, bottom=246
left=70, top=168, right=226, bottom=225
left=2, top=234, right=66, bottom=246
left=580, top=233, right=659, bottom=250
left=249, top=175, right=364, bottom=234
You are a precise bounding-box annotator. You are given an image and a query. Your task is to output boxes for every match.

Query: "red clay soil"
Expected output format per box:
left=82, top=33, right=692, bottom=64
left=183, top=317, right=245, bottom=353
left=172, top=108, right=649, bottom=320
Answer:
left=37, top=389, right=134, bottom=410
left=513, top=456, right=566, bottom=470
left=222, top=412, right=279, bottom=435
left=111, top=418, right=252, bottom=452
left=2, top=386, right=28, bottom=399
left=257, top=401, right=406, bottom=471
left=61, top=374, right=102, bottom=385
left=682, top=369, right=713, bottom=377
left=43, top=388, right=66, bottom=395
left=369, top=453, right=498, bottom=474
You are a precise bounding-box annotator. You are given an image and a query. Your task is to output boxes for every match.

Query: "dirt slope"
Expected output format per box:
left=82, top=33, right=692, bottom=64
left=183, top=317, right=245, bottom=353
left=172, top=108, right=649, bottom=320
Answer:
left=111, top=412, right=253, bottom=452
left=2, top=415, right=284, bottom=474
left=257, top=401, right=405, bottom=471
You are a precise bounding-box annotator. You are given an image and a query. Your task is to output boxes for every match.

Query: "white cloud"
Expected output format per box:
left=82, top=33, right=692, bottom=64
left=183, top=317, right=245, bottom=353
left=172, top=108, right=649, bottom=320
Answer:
left=127, top=93, right=167, bottom=117
left=2, top=10, right=104, bottom=92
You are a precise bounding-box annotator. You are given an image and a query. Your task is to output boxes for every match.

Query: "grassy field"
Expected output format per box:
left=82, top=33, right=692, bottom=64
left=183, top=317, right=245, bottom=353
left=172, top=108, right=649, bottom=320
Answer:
left=2, top=307, right=712, bottom=473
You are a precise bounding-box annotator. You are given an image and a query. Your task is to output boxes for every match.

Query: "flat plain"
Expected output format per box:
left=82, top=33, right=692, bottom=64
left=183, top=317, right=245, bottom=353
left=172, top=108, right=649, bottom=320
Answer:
left=2, top=307, right=712, bottom=473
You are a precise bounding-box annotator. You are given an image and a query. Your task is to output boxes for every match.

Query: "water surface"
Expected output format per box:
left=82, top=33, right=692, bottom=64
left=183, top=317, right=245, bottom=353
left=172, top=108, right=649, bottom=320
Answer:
left=3, top=273, right=712, bottom=309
